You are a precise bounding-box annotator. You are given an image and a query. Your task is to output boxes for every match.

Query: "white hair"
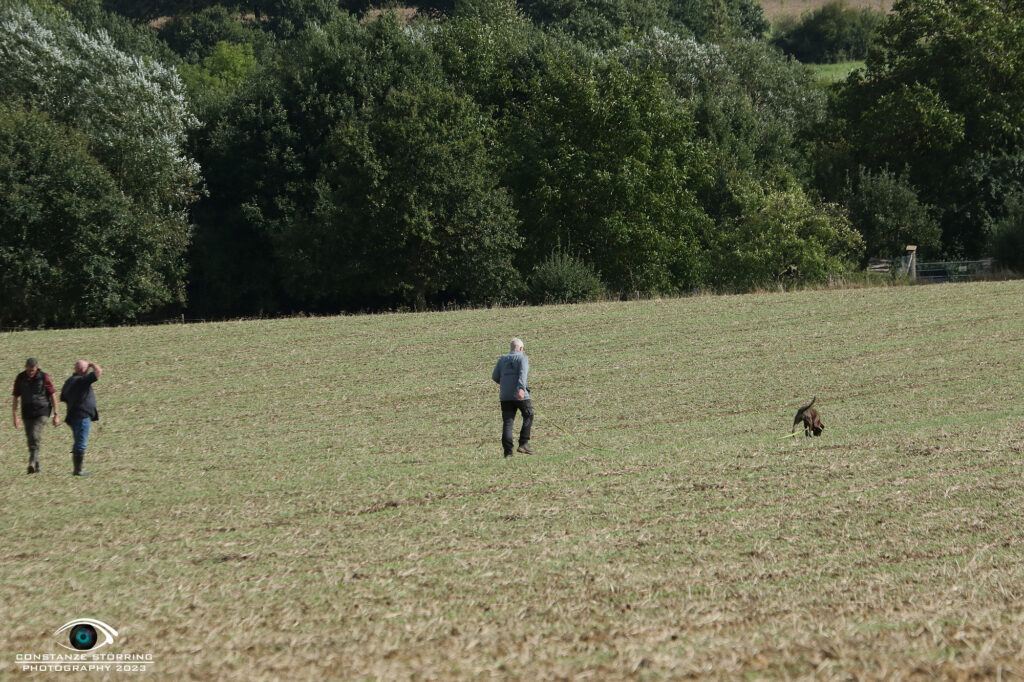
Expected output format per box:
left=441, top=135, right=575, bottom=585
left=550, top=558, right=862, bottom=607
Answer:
left=510, top=337, right=524, bottom=352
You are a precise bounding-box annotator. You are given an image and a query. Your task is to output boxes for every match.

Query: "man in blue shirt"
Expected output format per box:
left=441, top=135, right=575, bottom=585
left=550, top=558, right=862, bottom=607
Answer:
left=491, top=337, right=534, bottom=458
left=60, top=359, right=102, bottom=476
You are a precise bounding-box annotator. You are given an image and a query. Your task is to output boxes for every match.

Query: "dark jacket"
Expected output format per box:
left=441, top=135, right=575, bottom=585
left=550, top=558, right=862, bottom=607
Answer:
left=13, top=370, right=53, bottom=419
left=61, top=372, right=100, bottom=422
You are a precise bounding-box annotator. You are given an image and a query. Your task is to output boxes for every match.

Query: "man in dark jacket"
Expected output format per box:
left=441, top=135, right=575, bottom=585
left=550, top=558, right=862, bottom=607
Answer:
left=12, top=357, right=60, bottom=474
left=491, top=337, right=534, bottom=458
left=60, top=359, right=102, bottom=477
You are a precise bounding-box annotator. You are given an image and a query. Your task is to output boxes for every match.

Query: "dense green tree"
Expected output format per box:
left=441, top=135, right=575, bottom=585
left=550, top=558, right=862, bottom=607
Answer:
left=612, top=31, right=825, bottom=179
left=830, top=0, right=1024, bottom=256
left=194, top=14, right=520, bottom=312
left=4, top=0, right=911, bottom=322
left=49, top=0, right=181, bottom=62
left=435, top=1, right=554, bottom=111
left=839, top=166, right=942, bottom=261
left=158, top=4, right=275, bottom=63
left=509, top=0, right=768, bottom=46
left=666, top=0, right=768, bottom=41
left=100, top=0, right=213, bottom=20
left=178, top=39, right=260, bottom=120
left=247, top=0, right=352, bottom=39
left=515, top=0, right=671, bottom=48
left=0, top=108, right=188, bottom=326
left=503, top=54, right=715, bottom=293
left=991, top=191, right=1024, bottom=272
left=280, top=83, right=522, bottom=308
left=0, top=1, right=200, bottom=211
left=0, top=1, right=198, bottom=324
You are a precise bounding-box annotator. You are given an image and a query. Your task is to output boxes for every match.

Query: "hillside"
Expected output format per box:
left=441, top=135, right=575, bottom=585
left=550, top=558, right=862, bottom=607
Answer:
left=761, top=0, right=893, bottom=21
left=3, top=281, right=1023, bottom=678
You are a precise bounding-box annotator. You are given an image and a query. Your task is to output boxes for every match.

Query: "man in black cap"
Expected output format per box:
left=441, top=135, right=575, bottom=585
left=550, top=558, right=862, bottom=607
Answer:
left=12, top=357, right=60, bottom=473
left=60, top=359, right=102, bottom=476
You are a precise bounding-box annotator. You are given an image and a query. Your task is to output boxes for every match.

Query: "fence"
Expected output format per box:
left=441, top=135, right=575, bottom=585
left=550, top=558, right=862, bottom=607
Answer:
left=914, top=259, right=994, bottom=283
left=865, top=257, right=996, bottom=283
left=867, top=253, right=916, bottom=277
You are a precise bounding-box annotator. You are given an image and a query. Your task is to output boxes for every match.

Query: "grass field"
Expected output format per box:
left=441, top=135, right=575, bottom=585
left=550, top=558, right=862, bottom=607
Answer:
left=811, top=60, right=865, bottom=85
left=3, top=280, right=1024, bottom=679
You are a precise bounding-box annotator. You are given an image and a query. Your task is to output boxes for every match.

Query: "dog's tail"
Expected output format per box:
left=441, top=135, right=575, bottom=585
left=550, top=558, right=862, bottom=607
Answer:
left=797, top=396, right=816, bottom=413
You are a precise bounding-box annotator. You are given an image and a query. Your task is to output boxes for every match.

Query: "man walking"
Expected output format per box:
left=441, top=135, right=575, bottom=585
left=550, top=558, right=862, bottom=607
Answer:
left=492, top=337, right=534, bottom=458
left=12, top=358, right=60, bottom=473
left=60, top=360, right=102, bottom=477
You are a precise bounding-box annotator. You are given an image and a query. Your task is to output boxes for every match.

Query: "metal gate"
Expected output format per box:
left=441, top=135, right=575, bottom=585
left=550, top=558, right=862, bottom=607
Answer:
left=915, top=259, right=994, bottom=283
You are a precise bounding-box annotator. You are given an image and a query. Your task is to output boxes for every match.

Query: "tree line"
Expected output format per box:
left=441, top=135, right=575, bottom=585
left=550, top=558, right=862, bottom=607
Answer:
left=1, top=0, right=1021, bottom=326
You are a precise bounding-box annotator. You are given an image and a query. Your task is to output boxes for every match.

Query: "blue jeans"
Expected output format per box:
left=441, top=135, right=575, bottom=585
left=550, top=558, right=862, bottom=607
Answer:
left=68, top=417, right=92, bottom=453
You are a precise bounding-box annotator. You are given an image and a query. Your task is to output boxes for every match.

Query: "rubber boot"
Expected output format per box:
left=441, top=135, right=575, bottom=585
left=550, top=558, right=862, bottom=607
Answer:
left=28, top=449, right=39, bottom=474
left=72, top=451, right=91, bottom=477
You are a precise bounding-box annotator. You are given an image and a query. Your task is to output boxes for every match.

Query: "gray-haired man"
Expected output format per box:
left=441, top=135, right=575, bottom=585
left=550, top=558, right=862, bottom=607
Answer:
left=492, top=337, right=534, bottom=457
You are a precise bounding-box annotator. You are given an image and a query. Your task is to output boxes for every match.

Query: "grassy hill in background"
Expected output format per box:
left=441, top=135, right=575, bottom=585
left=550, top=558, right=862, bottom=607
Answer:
left=761, top=0, right=892, bottom=21
left=813, top=60, right=865, bottom=83
left=3, top=281, right=1023, bottom=678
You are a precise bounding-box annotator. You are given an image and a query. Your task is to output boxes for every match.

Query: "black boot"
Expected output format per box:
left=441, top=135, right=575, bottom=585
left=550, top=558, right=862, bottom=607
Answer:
left=28, top=451, right=39, bottom=474
left=72, top=451, right=91, bottom=477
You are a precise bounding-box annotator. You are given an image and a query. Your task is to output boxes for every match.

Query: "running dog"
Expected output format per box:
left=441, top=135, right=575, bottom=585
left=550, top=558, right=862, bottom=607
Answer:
left=792, top=397, right=824, bottom=437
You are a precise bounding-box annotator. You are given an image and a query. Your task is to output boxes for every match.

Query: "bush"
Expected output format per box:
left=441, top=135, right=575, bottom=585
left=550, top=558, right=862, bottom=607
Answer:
left=528, top=253, right=604, bottom=304
left=709, top=171, right=864, bottom=290
left=772, top=0, right=885, bottom=63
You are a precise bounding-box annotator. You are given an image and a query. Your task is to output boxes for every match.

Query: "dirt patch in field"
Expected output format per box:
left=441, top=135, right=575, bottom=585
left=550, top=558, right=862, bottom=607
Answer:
left=760, top=0, right=893, bottom=22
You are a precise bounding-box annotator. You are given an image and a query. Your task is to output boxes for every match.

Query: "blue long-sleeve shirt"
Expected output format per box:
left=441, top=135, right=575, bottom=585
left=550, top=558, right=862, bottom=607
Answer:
left=492, top=351, right=530, bottom=401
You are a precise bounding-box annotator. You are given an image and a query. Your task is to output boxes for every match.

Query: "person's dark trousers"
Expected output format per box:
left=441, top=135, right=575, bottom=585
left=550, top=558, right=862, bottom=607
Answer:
left=24, top=415, right=47, bottom=473
left=500, top=399, right=533, bottom=456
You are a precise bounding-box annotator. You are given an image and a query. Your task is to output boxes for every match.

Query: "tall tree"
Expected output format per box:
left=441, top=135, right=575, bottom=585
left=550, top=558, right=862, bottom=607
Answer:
left=0, top=108, right=188, bottom=326
left=194, top=14, right=521, bottom=312
left=502, top=53, right=715, bottom=293
left=830, top=0, right=1024, bottom=256
left=0, top=1, right=199, bottom=325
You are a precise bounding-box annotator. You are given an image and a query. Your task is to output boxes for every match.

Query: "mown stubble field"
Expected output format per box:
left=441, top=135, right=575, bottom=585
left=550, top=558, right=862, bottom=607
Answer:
left=2, top=280, right=1023, bottom=679
left=760, top=0, right=892, bottom=21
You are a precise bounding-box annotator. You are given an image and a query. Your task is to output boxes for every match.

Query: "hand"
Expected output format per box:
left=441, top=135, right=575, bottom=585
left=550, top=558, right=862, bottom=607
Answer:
left=13, top=415, right=20, bottom=429
left=53, top=414, right=60, bottom=427
left=517, top=388, right=525, bottom=400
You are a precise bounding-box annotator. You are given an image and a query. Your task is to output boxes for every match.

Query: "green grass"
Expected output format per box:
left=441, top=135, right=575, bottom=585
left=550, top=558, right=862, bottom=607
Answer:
left=3, top=281, right=1024, bottom=678
left=812, top=60, right=865, bottom=84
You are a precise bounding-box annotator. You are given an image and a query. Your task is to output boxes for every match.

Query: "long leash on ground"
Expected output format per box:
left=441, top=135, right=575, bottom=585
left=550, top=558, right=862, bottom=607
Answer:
left=533, top=407, right=615, bottom=454
left=779, top=431, right=798, bottom=439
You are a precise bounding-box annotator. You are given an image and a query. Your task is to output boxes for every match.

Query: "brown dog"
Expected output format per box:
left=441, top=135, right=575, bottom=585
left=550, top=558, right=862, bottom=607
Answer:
left=792, top=397, right=824, bottom=436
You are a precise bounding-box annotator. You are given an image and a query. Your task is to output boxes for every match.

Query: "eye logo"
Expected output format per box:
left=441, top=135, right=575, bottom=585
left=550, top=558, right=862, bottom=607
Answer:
left=53, top=619, right=119, bottom=652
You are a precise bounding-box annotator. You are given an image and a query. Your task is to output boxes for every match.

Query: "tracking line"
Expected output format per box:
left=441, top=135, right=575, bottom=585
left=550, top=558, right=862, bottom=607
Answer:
left=533, top=407, right=617, bottom=454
